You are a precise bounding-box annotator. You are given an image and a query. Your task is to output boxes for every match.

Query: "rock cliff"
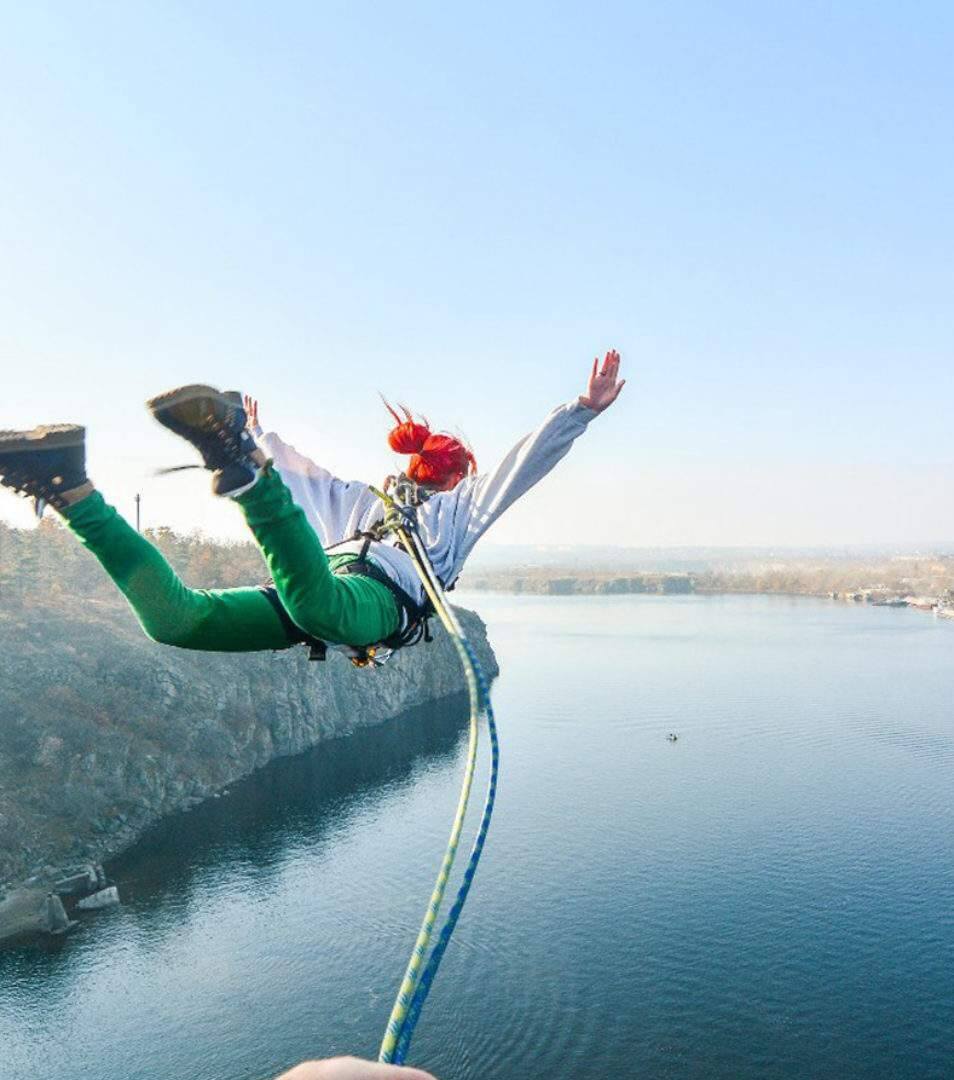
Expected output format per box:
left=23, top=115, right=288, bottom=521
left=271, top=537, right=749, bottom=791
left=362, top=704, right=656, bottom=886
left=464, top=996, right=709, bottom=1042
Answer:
left=0, top=592, right=497, bottom=897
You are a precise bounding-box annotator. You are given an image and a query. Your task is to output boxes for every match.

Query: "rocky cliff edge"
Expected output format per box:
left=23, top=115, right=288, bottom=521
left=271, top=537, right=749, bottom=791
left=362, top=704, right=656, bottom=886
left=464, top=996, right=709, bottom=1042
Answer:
left=0, top=592, right=497, bottom=898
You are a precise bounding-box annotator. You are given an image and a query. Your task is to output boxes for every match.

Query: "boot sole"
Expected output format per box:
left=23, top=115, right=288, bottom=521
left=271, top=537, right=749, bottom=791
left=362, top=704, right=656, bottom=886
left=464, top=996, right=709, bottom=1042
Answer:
left=0, top=424, right=85, bottom=453
left=146, top=384, right=232, bottom=414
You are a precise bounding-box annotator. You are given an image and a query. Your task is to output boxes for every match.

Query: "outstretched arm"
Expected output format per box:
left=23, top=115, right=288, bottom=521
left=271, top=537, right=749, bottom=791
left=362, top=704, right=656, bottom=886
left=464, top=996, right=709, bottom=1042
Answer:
left=429, top=351, right=625, bottom=575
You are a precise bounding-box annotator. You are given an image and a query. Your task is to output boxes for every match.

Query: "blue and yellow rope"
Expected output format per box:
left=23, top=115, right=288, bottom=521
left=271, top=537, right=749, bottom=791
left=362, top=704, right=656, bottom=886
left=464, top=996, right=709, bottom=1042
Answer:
left=374, top=493, right=498, bottom=1066
left=393, top=636, right=499, bottom=1064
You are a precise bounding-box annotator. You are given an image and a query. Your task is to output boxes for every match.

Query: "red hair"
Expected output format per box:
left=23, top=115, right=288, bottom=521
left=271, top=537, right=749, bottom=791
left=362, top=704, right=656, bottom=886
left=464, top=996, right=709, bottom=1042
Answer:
left=383, top=399, right=477, bottom=490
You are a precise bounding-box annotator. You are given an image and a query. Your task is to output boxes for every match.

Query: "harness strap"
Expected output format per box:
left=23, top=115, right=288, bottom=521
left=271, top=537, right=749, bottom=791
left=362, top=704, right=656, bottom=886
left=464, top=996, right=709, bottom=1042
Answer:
left=270, top=484, right=440, bottom=663
left=324, top=529, right=375, bottom=559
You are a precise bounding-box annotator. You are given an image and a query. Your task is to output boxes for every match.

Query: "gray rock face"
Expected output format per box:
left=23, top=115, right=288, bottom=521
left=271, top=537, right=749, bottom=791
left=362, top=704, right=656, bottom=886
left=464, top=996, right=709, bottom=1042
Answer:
left=75, top=886, right=120, bottom=911
left=0, top=598, right=497, bottom=900
left=0, top=888, right=74, bottom=940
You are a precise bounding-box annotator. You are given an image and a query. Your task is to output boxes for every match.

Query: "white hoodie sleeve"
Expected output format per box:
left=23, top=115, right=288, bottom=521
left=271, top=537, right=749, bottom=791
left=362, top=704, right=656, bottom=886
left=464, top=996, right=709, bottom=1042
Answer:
left=419, top=399, right=599, bottom=585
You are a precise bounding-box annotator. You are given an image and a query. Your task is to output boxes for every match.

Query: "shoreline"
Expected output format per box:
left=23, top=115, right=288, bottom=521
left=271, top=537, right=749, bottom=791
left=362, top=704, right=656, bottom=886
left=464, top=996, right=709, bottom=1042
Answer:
left=462, top=581, right=953, bottom=613
left=0, top=596, right=498, bottom=943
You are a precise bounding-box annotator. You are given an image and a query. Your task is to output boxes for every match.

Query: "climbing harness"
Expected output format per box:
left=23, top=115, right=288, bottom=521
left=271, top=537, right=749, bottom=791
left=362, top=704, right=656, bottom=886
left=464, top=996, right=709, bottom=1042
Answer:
left=371, top=481, right=500, bottom=1066
left=260, top=552, right=433, bottom=668
left=283, top=478, right=440, bottom=668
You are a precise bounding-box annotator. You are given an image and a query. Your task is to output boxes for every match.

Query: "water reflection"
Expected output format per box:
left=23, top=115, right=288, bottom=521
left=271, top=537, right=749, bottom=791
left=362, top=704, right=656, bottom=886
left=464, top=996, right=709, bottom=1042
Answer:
left=110, top=691, right=471, bottom=912
left=0, top=693, right=468, bottom=980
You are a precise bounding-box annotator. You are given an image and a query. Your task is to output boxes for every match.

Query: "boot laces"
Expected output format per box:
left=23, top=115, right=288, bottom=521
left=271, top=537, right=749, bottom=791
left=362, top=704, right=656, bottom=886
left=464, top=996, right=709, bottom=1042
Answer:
left=156, top=414, right=253, bottom=476
left=0, top=467, right=68, bottom=515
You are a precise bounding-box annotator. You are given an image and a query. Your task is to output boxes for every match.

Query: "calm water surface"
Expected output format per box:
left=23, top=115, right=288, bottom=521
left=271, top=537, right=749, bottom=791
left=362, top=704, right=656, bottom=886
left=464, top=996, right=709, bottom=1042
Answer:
left=2, top=595, right=953, bottom=1080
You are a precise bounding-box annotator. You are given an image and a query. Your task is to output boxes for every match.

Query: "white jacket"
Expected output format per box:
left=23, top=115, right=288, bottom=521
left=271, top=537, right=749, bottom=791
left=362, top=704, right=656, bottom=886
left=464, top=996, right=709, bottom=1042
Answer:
left=252, top=399, right=599, bottom=609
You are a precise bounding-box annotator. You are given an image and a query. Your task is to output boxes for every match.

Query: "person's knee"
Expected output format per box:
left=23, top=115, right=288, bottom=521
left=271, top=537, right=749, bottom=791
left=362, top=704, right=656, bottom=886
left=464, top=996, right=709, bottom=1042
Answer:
left=122, top=577, right=205, bottom=648
left=143, top=625, right=193, bottom=648
left=139, top=612, right=202, bottom=649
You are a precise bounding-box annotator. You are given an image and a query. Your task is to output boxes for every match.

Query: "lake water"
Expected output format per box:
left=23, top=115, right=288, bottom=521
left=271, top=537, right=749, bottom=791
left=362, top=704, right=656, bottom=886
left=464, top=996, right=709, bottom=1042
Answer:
left=2, top=594, right=953, bottom=1080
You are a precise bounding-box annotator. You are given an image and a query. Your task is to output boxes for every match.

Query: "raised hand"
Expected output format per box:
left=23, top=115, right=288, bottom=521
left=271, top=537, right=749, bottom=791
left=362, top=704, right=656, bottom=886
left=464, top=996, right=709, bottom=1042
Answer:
left=243, top=394, right=260, bottom=431
left=579, top=350, right=625, bottom=413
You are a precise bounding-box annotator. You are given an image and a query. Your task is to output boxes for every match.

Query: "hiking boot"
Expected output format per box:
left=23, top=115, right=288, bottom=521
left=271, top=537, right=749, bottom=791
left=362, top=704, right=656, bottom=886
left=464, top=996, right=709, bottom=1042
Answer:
left=0, top=424, right=87, bottom=514
left=147, top=384, right=260, bottom=496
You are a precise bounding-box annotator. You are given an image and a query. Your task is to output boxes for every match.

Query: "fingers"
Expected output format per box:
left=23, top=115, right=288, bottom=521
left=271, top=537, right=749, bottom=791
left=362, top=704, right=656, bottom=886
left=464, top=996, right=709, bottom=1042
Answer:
left=590, top=351, right=621, bottom=389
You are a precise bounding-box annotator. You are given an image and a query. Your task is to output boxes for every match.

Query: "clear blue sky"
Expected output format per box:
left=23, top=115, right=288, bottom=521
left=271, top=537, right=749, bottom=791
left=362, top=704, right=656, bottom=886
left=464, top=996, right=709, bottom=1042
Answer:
left=2, top=2, right=952, bottom=546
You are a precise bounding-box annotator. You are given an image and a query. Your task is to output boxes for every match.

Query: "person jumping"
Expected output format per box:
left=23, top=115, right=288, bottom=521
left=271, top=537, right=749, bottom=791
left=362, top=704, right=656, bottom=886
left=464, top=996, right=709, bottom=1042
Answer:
left=0, top=352, right=625, bottom=663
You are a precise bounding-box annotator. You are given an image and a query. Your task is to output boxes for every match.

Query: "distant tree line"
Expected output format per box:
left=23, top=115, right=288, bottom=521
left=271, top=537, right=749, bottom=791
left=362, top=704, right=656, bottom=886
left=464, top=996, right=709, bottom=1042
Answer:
left=3, top=518, right=952, bottom=608
left=0, top=517, right=266, bottom=611
left=463, top=557, right=954, bottom=599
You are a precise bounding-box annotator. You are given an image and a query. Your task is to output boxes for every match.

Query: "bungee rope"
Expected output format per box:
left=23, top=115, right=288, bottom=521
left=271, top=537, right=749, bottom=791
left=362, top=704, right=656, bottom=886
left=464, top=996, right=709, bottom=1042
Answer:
left=392, top=639, right=499, bottom=1065
left=370, top=487, right=499, bottom=1066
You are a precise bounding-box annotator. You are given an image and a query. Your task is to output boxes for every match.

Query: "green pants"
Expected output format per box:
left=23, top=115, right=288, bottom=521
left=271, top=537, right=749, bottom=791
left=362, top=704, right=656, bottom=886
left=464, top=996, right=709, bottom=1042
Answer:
left=63, top=466, right=400, bottom=652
